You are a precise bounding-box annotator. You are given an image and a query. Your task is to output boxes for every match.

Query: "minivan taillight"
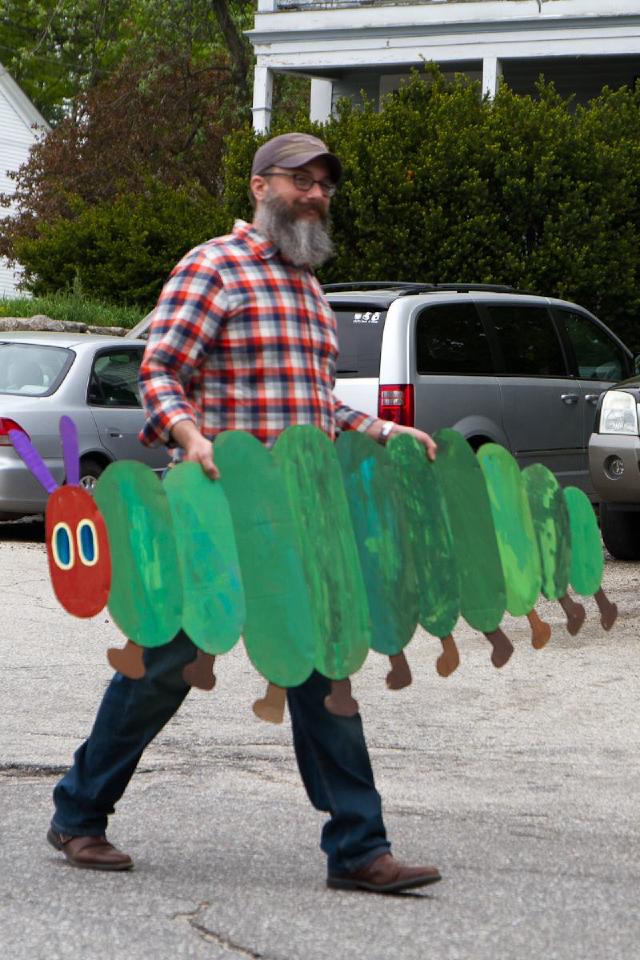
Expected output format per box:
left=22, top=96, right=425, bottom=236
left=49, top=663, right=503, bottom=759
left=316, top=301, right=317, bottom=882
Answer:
left=0, top=418, right=30, bottom=446
left=378, top=384, right=414, bottom=426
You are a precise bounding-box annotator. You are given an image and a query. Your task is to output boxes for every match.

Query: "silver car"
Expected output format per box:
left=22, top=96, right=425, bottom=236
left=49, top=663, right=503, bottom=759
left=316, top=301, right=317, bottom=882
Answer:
left=0, top=332, right=169, bottom=519
left=588, top=376, right=640, bottom=560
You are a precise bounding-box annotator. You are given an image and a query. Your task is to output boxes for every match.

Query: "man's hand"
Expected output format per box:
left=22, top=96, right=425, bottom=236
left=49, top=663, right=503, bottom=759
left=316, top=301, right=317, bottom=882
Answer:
left=367, top=420, right=437, bottom=461
left=397, top=425, right=437, bottom=461
left=171, top=420, right=220, bottom=479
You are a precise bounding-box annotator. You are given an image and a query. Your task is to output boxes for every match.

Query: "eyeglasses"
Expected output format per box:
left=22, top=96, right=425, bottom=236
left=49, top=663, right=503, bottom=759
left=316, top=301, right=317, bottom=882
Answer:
left=262, top=171, right=337, bottom=197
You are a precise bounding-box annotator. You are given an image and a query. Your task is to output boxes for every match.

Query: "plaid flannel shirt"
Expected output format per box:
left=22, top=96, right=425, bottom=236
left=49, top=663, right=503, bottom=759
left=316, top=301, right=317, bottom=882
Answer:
left=139, top=220, right=375, bottom=449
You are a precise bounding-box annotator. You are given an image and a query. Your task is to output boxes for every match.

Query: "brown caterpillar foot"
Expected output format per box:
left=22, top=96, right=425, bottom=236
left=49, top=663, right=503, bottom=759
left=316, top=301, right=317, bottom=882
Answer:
left=483, top=628, right=514, bottom=668
left=594, top=588, right=618, bottom=631
left=559, top=594, right=587, bottom=636
left=253, top=682, right=286, bottom=724
left=324, top=678, right=359, bottom=717
left=436, top=634, right=460, bottom=677
left=107, top=639, right=145, bottom=679
left=182, top=651, right=216, bottom=690
left=527, top=608, right=552, bottom=650
left=386, top=652, right=412, bottom=690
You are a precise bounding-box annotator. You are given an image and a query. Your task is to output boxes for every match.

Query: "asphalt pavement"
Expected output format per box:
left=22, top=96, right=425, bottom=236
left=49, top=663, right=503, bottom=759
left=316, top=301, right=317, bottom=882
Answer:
left=1, top=522, right=639, bottom=960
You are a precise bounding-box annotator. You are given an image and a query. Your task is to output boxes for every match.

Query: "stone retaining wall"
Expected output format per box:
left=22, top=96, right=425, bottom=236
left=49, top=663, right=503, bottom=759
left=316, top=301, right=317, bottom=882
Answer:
left=0, top=315, right=128, bottom=336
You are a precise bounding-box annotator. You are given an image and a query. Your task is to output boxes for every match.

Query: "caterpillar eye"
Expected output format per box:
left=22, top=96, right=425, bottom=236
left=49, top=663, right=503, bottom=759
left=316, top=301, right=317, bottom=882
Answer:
left=77, top=519, right=99, bottom=567
left=52, top=522, right=74, bottom=570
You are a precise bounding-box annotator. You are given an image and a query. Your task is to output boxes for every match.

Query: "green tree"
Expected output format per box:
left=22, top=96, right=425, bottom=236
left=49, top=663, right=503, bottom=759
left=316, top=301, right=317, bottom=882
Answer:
left=0, top=0, right=132, bottom=123
left=0, top=0, right=309, bottom=294
left=0, top=0, right=255, bottom=124
left=0, top=0, right=258, bottom=271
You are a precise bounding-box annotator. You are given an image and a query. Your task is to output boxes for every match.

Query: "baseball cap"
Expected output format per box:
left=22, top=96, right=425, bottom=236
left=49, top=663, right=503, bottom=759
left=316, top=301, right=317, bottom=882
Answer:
left=251, top=132, right=342, bottom=184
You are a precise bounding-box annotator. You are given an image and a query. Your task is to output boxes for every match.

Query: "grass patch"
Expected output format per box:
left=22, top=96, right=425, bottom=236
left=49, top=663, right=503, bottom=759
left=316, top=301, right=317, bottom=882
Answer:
left=0, top=292, right=146, bottom=329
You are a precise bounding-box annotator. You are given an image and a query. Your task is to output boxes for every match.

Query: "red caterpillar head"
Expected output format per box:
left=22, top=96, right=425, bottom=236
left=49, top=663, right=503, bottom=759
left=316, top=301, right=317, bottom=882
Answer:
left=9, top=416, right=111, bottom=618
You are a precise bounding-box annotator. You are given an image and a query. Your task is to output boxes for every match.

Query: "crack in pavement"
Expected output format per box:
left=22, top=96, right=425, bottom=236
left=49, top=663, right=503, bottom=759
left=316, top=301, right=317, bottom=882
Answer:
left=0, top=764, right=67, bottom=779
left=173, top=902, right=267, bottom=957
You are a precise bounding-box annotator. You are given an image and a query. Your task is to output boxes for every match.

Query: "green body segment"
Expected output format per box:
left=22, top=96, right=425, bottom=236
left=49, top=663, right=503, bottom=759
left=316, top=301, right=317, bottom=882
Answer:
left=214, top=430, right=315, bottom=687
left=477, top=444, right=542, bottom=616
left=521, top=463, right=571, bottom=600
left=94, top=461, right=182, bottom=647
left=273, top=425, right=371, bottom=680
left=336, top=431, right=418, bottom=655
left=433, top=429, right=506, bottom=632
left=163, top=462, right=245, bottom=654
left=386, top=433, right=459, bottom=638
left=563, top=486, right=604, bottom=596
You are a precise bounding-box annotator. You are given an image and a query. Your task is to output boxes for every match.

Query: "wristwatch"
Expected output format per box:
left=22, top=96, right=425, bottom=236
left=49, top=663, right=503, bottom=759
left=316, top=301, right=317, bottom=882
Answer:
left=379, top=420, right=394, bottom=444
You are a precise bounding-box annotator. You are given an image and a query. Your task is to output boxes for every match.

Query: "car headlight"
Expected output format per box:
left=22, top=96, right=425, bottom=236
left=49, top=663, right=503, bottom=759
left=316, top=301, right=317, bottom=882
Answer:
left=600, top=390, right=639, bottom=435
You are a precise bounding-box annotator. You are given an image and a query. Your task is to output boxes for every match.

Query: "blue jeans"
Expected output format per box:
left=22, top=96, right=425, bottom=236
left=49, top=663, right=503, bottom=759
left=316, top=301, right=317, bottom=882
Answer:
left=52, top=631, right=390, bottom=876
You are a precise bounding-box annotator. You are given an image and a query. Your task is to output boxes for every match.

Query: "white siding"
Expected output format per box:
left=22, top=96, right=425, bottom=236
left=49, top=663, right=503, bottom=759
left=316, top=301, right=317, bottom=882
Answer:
left=0, top=261, right=23, bottom=299
left=0, top=68, right=48, bottom=298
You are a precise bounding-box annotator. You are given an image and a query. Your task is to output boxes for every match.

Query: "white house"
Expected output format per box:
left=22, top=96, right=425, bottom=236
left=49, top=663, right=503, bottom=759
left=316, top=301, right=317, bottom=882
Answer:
left=248, top=0, right=640, bottom=131
left=0, top=64, right=49, bottom=298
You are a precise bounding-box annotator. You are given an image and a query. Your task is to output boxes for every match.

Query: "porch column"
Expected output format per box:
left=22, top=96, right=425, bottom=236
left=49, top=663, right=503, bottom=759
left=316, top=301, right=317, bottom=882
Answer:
left=253, top=65, right=274, bottom=133
left=482, top=57, right=503, bottom=100
left=310, top=79, right=334, bottom=124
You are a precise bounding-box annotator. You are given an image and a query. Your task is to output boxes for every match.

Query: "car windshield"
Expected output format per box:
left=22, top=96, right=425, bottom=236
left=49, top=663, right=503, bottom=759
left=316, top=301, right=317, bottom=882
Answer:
left=0, top=342, right=72, bottom=397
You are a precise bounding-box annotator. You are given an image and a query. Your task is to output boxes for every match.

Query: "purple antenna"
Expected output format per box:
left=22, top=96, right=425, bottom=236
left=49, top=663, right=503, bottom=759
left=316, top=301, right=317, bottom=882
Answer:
left=59, top=415, right=80, bottom=486
left=9, top=430, right=58, bottom=494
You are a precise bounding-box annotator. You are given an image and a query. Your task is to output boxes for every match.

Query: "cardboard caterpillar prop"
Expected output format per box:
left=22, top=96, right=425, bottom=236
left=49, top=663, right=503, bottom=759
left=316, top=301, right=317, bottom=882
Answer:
left=10, top=419, right=617, bottom=723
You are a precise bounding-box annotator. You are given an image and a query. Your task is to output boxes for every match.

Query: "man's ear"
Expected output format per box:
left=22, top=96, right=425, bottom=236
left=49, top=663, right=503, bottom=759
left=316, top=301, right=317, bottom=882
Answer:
left=250, top=175, right=268, bottom=204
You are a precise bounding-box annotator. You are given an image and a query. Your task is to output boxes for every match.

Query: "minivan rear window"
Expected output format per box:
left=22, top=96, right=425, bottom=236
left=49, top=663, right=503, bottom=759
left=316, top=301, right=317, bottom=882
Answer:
left=333, top=308, right=387, bottom=377
left=416, top=302, right=493, bottom=375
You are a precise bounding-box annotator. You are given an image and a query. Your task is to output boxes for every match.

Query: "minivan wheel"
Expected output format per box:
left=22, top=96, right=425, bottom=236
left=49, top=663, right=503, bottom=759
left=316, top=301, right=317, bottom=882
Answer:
left=468, top=436, right=492, bottom=452
left=78, top=457, right=105, bottom=494
left=599, top=502, right=640, bottom=561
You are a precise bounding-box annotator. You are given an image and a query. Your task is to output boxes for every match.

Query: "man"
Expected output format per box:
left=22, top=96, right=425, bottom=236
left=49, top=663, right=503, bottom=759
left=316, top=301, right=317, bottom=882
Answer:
left=47, top=132, right=441, bottom=894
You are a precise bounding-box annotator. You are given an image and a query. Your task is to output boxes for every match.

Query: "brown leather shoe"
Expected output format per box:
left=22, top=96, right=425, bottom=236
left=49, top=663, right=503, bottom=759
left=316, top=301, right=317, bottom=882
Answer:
left=47, top=828, right=133, bottom=872
left=327, top=853, right=441, bottom=893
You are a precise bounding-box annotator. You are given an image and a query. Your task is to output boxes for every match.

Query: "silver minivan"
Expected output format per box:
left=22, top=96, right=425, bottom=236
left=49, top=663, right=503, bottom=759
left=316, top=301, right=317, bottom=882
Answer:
left=326, top=283, right=633, bottom=497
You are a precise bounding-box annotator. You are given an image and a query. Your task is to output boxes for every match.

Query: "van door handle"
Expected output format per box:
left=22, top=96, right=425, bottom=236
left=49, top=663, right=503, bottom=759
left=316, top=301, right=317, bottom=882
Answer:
left=107, top=429, right=124, bottom=438
left=585, top=393, right=601, bottom=405
left=560, top=393, right=580, bottom=405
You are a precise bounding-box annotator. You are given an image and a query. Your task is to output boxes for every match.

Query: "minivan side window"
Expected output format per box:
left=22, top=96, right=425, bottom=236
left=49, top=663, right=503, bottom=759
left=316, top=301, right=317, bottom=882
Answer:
left=415, top=303, right=493, bottom=375
left=88, top=349, right=143, bottom=407
left=484, top=305, right=566, bottom=377
left=556, top=308, right=627, bottom=382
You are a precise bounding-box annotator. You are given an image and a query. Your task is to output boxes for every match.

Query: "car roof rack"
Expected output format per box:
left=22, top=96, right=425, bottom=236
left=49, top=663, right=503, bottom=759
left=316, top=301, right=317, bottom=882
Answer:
left=433, top=283, right=516, bottom=293
left=322, top=281, right=436, bottom=293
left=322, top=281, right=517, bottom=296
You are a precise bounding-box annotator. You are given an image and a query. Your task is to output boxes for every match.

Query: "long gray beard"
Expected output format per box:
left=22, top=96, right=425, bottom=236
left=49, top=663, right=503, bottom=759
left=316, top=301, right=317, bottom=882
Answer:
left=255, top=193, right=334, bottom=268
